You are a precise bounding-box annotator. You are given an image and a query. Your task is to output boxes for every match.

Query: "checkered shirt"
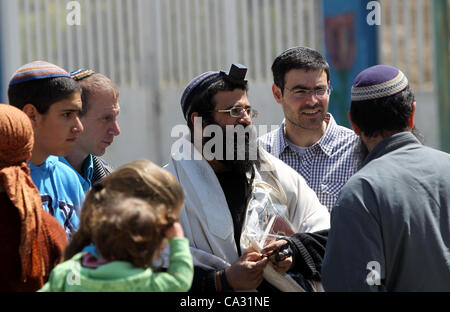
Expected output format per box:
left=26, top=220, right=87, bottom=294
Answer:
left=258, top=114, right=360, bottom=211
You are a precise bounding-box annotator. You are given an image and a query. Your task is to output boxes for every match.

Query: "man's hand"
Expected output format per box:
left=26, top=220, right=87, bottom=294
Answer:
left=224, top=248, right=269, bottom=290
left=261, top=239, right=293, bottom=274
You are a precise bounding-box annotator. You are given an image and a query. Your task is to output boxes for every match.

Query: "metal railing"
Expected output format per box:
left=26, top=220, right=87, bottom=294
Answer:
left=155, top=0, right=321, bottom=85
left=17, top=0, right=146, bottom=88
left=11, top=0, right=435, bottom=91
left=1, top=0, right=440, bottom=163
left=13, top=0, right=321, bottom=87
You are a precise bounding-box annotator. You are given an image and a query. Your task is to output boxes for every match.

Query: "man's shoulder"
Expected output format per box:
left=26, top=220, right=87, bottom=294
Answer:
left=29, top=156, right=64, bottom=180
left=92, top=155, right=113, bottom=172
left=93, top=156, right=111, bottom=167
left=52, top=158, right=80, bottom=179
left=44, top=158, right=85, bottom=194
left=259, top=148, right=304, bottom=183
left=258, top=126, right=280, bottom=142
left=91, top=155, right=114, bottom=185
left=257, top=126, right=282, bottom=154
left=328, top=122, right=358, bottom=143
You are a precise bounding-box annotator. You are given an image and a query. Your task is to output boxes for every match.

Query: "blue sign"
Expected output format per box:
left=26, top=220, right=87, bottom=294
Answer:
left=322, top=0, right=379, bottom=127
left=0, top=29, right=3, bottom=103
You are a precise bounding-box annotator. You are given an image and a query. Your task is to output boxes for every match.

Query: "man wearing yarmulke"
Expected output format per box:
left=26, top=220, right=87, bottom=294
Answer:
left=322, top=65, right=450, bottom=291
left=8, top=61, right=85, bottom=239
left=59, top=69, right=120, bottom=192
left=165, top=64, right=330, bottom=292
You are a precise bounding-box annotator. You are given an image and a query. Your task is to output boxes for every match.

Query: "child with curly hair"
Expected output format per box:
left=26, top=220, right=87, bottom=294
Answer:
left=40, top=160, right=193, bottom=292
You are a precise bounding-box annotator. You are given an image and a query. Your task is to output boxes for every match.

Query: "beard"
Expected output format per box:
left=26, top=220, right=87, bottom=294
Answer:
left=411, top=126, right=425, bottom=144
left=202, top=122, right=260, bottom=175
left=355, top=136, right=369, bottom=170
left=284, top=101, right=328, bottom=131
left=356, top=126, right=425, bottom=170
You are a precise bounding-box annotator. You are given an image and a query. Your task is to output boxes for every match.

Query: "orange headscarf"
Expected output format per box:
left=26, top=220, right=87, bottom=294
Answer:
left=0, top=104, right=44, bottom=281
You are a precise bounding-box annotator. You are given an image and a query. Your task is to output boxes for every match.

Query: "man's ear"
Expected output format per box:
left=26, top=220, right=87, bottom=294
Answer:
left=22, top=104, right=39, bottom=127
left=272, top=84, right=283, bottom=104
left=190, top=112, right=199, bottom=127
left=408, top=101, right=416, bottom=129
left=348, top=112, right=361, bottom=136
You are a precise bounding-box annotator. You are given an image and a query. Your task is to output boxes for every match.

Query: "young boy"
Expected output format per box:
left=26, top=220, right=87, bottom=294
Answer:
left=8, top=61, right=86, bottom=238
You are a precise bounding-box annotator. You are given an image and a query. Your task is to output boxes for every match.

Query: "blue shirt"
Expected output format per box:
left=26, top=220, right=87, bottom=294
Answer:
left=59, top=155, right=94, bottom=193
left=29, top=156, right=85, bottom=238
left=258, top=114, right=360, bottom=211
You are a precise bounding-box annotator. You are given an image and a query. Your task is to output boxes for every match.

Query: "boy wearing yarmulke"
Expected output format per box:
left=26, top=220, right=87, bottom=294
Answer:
left=8, top=61, right=85, bottom=239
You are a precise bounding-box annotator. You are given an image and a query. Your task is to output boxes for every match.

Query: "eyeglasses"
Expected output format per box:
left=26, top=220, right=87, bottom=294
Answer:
left=284, top=86, right=332, bottom=99
left=212, top=106, right=258, bottom=119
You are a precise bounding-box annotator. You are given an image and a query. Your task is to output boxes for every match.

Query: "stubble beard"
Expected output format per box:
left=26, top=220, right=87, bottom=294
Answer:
left=283, top=99, right=327, bottom=131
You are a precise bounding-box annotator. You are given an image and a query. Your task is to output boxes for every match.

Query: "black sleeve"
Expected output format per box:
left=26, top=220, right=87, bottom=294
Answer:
left=189, top=266, right=218, bottom=292
left=286, top=229, right=329, bottom=281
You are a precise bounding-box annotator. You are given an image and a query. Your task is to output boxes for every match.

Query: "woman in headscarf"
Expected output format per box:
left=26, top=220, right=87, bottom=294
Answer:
left=0, top=104, right=67, bottom=291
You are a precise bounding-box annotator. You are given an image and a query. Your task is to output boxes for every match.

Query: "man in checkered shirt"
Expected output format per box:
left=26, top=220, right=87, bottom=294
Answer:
left=258, top=47, right=362, bottom=211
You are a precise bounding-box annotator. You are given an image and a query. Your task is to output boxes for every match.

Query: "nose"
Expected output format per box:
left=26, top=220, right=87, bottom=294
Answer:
left=238, top=109, right=252, bottom=126
left=72, top=116, right=84, bottom=133
left=304, top=92, right=321, bottom=106
left=108, top=120, right=120, bottom=136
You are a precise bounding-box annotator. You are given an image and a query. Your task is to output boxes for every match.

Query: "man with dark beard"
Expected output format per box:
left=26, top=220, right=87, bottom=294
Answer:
left=165, top=64, right=330, bottom=292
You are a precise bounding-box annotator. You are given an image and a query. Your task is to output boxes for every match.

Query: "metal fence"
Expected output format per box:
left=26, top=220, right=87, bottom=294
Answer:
left=17, top=0, right=146, bottom=88
left=156, top=0, right=321, bottom=84
left=0, top=0, right=440, bottom=164
left=11, top=0, right=322, bottom=87
left=9, top=0, right=436, bottom=90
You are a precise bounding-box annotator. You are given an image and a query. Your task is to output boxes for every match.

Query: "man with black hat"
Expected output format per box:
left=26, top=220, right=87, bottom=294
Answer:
left=322, top=65, right=450, bottom=291
left=165, top=64, right=330, bottom=292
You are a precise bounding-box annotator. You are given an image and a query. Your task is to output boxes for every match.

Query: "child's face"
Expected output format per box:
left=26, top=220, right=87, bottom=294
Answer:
left=33, top=92, right=84, bottom=157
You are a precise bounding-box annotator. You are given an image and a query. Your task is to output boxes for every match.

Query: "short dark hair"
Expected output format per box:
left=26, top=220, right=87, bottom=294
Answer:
left=350, top=86, right=415, bottom=138
left=185, top=75, right=248, bottom=130
left=8, top=77, right=81, bottom=114
left=272, top=46, right=330, bottom=92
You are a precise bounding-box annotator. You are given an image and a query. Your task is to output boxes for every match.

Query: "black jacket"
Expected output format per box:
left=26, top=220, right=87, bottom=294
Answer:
left=91, top=156, right=113, bottom=185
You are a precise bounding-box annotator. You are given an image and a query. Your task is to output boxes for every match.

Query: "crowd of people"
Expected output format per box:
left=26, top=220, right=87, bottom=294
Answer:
left=1, top=46, right=449, bottom=292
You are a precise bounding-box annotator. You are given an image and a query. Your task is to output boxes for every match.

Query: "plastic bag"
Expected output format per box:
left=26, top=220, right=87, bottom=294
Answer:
left=241, top=181, right=323, bottom=292
left=241, top=181, right=295, bottom=251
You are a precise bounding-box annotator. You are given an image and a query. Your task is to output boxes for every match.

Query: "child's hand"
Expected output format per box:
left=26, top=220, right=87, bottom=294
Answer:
left=165, top=222, right=184, bottom=239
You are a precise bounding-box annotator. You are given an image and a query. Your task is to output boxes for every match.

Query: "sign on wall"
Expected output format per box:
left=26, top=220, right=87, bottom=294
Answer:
left=0, top=33, right=3, bottom=103
left=322, top=0, right=379, bottom=128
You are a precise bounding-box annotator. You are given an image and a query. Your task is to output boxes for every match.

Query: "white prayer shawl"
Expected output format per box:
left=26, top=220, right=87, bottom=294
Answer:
left=164, top=135, right=330, bottom=285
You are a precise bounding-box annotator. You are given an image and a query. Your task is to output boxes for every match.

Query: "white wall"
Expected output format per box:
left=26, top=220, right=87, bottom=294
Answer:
left=414, top=91, right=440, bottom=148
left=102, top=87, right=160, bottom=167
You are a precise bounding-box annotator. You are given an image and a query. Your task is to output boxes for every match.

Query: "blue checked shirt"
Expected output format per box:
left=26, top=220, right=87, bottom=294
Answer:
left=258, top=114, right=360, bottom=211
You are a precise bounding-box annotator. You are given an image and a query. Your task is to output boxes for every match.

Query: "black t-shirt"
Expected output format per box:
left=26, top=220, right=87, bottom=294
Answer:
left=215, top=169, right=251, bottom=256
